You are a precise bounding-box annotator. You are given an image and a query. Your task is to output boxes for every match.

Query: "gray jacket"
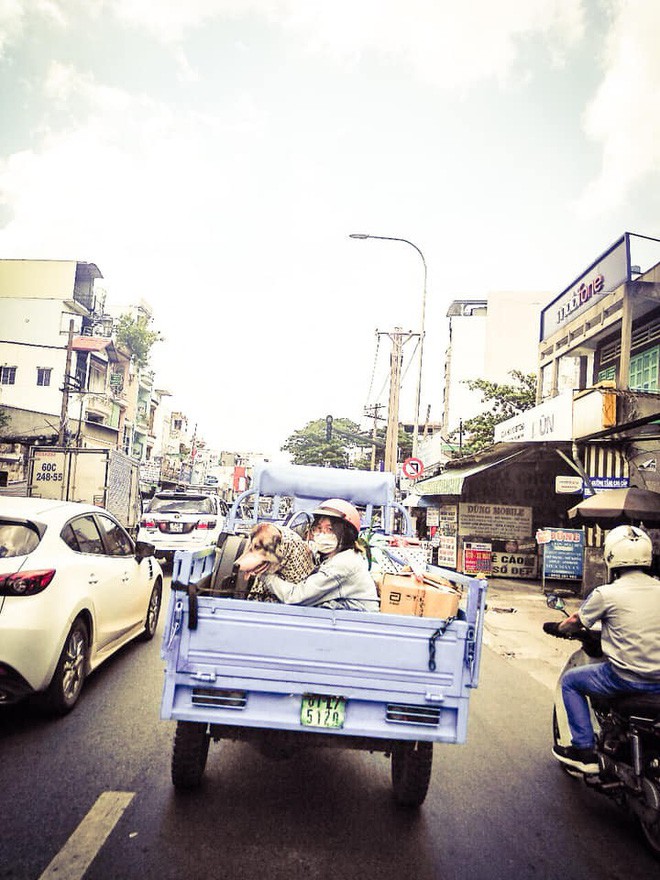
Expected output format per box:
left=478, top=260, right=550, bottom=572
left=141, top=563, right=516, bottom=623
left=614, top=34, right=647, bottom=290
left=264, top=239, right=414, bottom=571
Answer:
left=262, top=549, right=379, bottom=611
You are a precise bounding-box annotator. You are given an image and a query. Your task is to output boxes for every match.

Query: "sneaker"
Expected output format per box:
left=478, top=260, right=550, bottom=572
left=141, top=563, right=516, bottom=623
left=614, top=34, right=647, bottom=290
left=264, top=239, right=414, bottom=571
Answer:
left=552, top=744, right=599, bottom=774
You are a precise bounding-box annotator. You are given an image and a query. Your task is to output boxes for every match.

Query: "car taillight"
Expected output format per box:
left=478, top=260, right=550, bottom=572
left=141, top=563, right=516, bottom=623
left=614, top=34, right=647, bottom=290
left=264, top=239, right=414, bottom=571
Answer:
left=196, top=520, right=217, bottom=530
left=0, top=569, right=56, bottom=596
left=141, top=519, right=156, bottom=529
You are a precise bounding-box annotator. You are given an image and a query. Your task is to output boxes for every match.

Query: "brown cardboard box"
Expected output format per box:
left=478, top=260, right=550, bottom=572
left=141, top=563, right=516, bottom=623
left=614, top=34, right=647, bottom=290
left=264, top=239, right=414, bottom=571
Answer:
left=379, top=573, right=460, bottom=619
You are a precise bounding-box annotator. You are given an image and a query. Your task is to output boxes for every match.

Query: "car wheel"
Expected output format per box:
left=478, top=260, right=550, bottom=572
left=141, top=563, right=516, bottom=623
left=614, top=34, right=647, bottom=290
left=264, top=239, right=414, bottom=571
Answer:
left=141, top=580, right=162, bottom=641
left=43, top=618, right=89, bottom=715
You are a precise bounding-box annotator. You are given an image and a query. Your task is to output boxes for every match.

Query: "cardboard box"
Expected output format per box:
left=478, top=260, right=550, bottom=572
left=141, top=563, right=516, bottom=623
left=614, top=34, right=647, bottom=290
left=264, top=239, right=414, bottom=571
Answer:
left=379, top=573, right=460, bottom=619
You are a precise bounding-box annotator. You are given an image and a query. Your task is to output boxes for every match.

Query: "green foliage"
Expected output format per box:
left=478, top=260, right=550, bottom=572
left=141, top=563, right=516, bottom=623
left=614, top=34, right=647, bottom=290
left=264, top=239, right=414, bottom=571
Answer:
left=282, top=417, right=413, bottom=470
left=114, top=313, right=162, bottom=367
left=282, top=417, right=370, bottom=468
left=450, top=370, right=537, bottom=456
left=0, top=408, right=10, bottom=431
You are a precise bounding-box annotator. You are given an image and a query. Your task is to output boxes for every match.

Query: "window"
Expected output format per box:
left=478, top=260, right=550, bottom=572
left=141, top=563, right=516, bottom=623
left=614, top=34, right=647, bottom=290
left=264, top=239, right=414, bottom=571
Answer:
left=96, top=515, right=134, bottom=556
left=67, top=516, right=105, bottom=555
left=629, top=346, right=660, bottom=392
left=1, top=366, right=16, bottom=385
left=597, top=366, right=616, bottom=383
left=0, top=522, right=41, bottom=557
left=36, top=368, right=52, bottom=387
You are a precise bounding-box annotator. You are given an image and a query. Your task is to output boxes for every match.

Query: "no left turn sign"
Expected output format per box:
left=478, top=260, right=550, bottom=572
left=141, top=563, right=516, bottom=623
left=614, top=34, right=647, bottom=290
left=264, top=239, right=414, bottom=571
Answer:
left=402, top=457, right=424, bottom=479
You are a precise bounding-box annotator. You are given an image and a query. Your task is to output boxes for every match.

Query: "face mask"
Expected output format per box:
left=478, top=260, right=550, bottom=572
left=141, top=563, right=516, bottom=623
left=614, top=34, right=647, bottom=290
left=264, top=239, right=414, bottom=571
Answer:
left=312, top=533, right=339, bottom=555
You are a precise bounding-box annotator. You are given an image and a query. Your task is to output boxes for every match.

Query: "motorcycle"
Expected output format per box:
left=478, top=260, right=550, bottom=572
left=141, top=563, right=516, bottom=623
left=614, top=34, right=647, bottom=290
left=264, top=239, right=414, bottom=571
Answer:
left=545, top=594, right=660, bottom=859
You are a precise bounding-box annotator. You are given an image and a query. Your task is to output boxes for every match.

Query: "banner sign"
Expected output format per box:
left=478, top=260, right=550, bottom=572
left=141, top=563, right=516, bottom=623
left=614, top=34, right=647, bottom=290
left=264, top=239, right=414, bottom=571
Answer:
left=463, top=541, right=492, bottom=575
left=537, top=528, right=584, bottom=580
left=459, top=503, right=532, bottom=540
left=583, top=476, right=629, bottom=497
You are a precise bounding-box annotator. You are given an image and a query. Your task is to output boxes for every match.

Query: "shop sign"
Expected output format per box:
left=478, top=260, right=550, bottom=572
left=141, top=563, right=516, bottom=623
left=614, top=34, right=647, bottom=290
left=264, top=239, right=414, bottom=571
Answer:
left=436, top=535, right=457, bottom=568
left=463, top=541, right=492, bottom=575
left=491, top=552, right=538, bottom=578
left=555, top=475, right=583, bottom=494
left=537, top=528, right=584, bottom=580
left=583, top=476, right=629, bottom=496
left=540, top=235, right=630, bottom=341
left=494, top=392, right=573, bottom=443
left=458, top=503, right=532, bottom=540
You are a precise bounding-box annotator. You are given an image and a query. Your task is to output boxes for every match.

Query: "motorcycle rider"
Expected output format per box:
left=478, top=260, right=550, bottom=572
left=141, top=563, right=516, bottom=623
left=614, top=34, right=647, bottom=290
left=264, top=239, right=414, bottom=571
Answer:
left=547, top=524, right=660, bottom=773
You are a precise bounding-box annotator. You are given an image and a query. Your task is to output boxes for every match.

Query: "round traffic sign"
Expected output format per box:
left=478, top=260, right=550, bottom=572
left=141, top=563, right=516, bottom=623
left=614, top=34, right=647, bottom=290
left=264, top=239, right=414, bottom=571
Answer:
left=402, top=457, right=424, bottom=479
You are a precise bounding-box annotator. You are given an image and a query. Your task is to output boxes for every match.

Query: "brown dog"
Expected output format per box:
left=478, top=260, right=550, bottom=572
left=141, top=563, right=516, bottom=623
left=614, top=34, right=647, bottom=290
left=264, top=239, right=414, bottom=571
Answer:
left=235, top=523, right=315, bottom=601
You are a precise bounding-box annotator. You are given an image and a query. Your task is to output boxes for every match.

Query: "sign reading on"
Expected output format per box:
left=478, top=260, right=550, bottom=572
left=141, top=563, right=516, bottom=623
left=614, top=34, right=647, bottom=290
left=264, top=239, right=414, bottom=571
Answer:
left=402, top=457, right=424, bottom=479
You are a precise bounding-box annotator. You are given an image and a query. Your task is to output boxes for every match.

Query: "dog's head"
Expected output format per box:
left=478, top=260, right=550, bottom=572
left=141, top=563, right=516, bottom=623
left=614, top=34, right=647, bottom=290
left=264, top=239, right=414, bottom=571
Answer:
left=235, top=523, right=315, bottom=582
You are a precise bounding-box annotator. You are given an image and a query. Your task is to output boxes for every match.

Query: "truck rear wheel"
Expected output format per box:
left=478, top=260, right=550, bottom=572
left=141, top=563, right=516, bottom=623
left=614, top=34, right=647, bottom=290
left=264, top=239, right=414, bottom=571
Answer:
left=391, top=741, right=433, bottom=808
left=172, top=721, right=210, bottom=789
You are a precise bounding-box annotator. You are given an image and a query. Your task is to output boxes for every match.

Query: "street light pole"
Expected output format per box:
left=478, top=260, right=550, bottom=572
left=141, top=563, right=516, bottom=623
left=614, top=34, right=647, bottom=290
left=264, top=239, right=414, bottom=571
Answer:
left=350, top=233, right=427, bottom=459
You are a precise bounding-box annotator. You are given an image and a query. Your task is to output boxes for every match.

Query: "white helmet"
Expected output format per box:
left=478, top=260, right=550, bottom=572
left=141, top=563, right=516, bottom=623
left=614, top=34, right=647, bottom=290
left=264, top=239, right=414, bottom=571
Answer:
left=603, top=525, right=652, bottom=572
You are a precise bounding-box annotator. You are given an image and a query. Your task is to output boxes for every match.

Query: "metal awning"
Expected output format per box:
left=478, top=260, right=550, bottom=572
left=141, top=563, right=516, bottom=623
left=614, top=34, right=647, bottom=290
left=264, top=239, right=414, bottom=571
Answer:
left=410, top=450, right=526, bottom=498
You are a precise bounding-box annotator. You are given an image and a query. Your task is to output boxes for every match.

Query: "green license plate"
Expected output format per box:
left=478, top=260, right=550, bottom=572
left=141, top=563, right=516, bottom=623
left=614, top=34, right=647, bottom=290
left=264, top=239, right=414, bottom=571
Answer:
left=301, top=694, right=346, bottom=729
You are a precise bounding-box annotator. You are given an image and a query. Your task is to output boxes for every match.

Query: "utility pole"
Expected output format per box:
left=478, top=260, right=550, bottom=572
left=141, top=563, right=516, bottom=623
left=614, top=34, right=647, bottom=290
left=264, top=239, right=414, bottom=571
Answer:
left=58, top=320, right=75, bottom=446
left=363, top=403, right=384, bottom=470
left=383, top=328, right=410, bottom=475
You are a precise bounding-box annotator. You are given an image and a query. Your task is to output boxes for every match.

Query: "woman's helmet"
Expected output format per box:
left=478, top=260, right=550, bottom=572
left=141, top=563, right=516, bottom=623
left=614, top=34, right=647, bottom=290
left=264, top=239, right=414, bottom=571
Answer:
left=311, top=498, right=361, bottom=536
left=603, top=524, right=652, bottom=572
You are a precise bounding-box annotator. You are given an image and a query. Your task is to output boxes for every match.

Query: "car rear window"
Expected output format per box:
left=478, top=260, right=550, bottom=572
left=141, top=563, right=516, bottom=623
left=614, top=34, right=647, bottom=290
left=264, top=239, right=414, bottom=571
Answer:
left=147, top=496, right=214, bottom=514
left=0, top=521, right=41, bottom=558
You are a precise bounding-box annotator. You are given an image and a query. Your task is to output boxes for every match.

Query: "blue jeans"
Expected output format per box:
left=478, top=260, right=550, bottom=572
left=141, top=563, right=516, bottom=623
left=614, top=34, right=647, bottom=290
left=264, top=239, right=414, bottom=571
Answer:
left=561, top=661, right=660, bottom=748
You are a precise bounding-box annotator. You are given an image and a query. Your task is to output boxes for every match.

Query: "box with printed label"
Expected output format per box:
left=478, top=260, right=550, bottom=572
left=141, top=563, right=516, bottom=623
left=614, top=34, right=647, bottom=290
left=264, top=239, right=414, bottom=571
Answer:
left=379, top=574, right=460, bottom=619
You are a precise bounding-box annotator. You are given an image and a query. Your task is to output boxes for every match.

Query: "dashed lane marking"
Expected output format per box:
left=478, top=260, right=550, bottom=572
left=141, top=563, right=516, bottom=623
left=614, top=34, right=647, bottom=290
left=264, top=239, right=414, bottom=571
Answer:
left=38, top=791, right=135, bottom=880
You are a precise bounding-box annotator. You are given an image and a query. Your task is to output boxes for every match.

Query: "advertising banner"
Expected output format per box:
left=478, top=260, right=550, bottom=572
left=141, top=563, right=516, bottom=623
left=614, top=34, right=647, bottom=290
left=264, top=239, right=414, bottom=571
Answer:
left=463, top=541, right=492, bottom=575
left=537, top=528, right=584, bottom=582
left=458, top=503, right=532, bottom=539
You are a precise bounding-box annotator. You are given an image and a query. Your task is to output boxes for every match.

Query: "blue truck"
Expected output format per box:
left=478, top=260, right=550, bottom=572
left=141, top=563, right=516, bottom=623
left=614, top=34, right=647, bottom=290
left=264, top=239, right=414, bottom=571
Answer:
left=161, top=464, right=487, bottom=807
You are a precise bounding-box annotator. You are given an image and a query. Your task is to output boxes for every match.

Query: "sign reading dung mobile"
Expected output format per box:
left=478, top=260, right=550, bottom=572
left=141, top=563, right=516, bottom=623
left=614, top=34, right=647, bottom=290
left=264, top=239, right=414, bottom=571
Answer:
left=458, top=503, right=532, bottom=539
left=536, top=528, right=584, bottom=580
left=540, top=235, right=630, bottom=341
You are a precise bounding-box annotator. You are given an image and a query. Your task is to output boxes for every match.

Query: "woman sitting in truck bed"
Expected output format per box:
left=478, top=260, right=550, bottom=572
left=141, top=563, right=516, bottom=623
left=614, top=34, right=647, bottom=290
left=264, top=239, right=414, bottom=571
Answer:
left=260, top=499, right=379, bottom=612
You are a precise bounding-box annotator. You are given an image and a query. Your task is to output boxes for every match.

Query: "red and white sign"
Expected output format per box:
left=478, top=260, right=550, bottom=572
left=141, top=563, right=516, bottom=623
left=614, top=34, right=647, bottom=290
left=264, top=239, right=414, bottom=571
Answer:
left=402, top=457, right=424, bottom=479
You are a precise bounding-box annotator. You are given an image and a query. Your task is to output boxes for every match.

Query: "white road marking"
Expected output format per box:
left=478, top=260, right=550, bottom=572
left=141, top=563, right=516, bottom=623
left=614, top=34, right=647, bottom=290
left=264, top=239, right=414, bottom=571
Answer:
left=38, top=791, right=135, bottom=880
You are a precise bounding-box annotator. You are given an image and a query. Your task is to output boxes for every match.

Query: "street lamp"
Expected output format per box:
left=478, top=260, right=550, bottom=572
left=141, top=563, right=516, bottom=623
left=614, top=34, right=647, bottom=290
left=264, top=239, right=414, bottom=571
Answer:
left=349, top=233, right=428, bottom=459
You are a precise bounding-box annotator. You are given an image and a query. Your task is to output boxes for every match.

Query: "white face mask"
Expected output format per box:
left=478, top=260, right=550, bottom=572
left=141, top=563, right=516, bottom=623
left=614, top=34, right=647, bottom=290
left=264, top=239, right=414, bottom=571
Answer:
left=312, top=533, right=339, bottom=556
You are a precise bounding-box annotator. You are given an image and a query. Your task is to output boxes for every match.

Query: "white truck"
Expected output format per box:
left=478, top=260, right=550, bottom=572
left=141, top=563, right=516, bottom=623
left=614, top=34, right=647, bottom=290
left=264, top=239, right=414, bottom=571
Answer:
left=27, top=446, right=142, bottom=532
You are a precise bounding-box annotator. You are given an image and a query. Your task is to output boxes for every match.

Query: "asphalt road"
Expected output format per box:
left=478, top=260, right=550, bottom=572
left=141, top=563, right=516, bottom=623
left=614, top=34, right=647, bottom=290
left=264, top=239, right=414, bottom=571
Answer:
left=0, top=579, right=656, bottom=880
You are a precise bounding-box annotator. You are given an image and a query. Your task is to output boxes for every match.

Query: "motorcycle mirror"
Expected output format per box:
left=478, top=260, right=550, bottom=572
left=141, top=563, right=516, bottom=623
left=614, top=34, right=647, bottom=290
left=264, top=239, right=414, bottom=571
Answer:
left=546, top=593, right=566, bottom=612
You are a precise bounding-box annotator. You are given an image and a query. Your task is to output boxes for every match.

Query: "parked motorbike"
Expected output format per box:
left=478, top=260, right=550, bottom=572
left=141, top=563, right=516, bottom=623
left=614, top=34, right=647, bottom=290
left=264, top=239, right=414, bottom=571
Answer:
left=545, top=594, right=660, bottom=859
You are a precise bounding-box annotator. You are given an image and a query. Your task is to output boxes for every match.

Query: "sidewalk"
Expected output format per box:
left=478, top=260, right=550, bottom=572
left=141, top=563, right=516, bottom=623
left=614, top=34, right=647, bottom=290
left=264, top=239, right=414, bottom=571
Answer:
left=482, top=577, right=583, bottom=692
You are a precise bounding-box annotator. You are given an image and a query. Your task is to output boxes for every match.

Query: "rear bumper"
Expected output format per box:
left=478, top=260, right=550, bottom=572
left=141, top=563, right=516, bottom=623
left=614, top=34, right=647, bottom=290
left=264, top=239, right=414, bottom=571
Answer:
left=0, top=663, right=36, bottom=704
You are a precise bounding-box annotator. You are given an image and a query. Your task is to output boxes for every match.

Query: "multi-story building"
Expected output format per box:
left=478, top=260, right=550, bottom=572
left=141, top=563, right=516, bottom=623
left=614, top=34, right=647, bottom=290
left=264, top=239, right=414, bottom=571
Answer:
left=441, top=291, right=546, bottom=437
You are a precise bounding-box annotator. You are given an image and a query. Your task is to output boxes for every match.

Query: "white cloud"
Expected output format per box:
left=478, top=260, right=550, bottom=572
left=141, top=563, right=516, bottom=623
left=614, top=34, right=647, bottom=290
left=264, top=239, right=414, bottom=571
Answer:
left=577, top=0, right=660, bottom=215
left=102, top=0, right=586, bottom=90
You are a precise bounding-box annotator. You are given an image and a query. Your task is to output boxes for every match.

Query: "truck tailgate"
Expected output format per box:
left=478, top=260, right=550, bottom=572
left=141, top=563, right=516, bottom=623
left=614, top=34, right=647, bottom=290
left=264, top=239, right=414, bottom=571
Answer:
left=161, top=594, right=484, bottom=744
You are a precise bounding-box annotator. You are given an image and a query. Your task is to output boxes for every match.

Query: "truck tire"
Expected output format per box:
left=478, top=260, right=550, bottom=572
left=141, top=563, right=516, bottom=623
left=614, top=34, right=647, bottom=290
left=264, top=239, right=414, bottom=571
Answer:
left=172, top=721, right=210, bottom=789
left=391, top=741, right=433, bottom=808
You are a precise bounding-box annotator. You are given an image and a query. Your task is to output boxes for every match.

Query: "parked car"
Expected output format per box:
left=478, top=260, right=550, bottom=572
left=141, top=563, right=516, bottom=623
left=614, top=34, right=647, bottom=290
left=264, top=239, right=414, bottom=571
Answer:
left=0, top=497, right=163, bottom=714
left=136, top=490, right=228, bottom=566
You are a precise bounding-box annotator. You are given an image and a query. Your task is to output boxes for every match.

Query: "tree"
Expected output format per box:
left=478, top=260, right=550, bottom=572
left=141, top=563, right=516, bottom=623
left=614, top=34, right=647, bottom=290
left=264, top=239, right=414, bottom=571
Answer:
left=0, top=408, right=10, bottom=431
left=114, top=313, right=162, bottom=367
left=450, top=370, right=537, bottom=456
left=282, top=417, right=413, bottom=470
left=282, top=417, right=370, bottom=468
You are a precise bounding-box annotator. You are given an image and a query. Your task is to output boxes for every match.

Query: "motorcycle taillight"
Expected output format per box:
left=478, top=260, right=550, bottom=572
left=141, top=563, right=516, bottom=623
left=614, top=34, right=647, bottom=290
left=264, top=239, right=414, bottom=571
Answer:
left=0, top=569, right=56, bottom=596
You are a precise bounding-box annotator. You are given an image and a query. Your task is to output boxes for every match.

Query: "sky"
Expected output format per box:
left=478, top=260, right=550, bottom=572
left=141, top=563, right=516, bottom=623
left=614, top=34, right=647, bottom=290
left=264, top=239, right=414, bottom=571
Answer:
left=1, top=0, right=660, bottom=459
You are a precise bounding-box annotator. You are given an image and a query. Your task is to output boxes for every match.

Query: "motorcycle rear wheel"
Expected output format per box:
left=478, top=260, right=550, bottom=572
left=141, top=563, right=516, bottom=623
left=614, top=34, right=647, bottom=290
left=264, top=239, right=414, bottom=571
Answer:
left=639, top=816, right=660, bottom=860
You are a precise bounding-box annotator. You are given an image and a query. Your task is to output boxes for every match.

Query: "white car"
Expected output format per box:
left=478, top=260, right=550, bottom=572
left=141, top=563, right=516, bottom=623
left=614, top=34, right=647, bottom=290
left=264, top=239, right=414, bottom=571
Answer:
left=0, top=497, right=163, bottom=714
left=137, top=490, right=228, bottom=566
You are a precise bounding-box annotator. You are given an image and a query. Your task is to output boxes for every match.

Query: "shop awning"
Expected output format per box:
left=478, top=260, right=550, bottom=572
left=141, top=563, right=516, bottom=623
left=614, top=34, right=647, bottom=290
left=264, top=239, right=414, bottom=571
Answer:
left=409, top=450, right=526, bottom=498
